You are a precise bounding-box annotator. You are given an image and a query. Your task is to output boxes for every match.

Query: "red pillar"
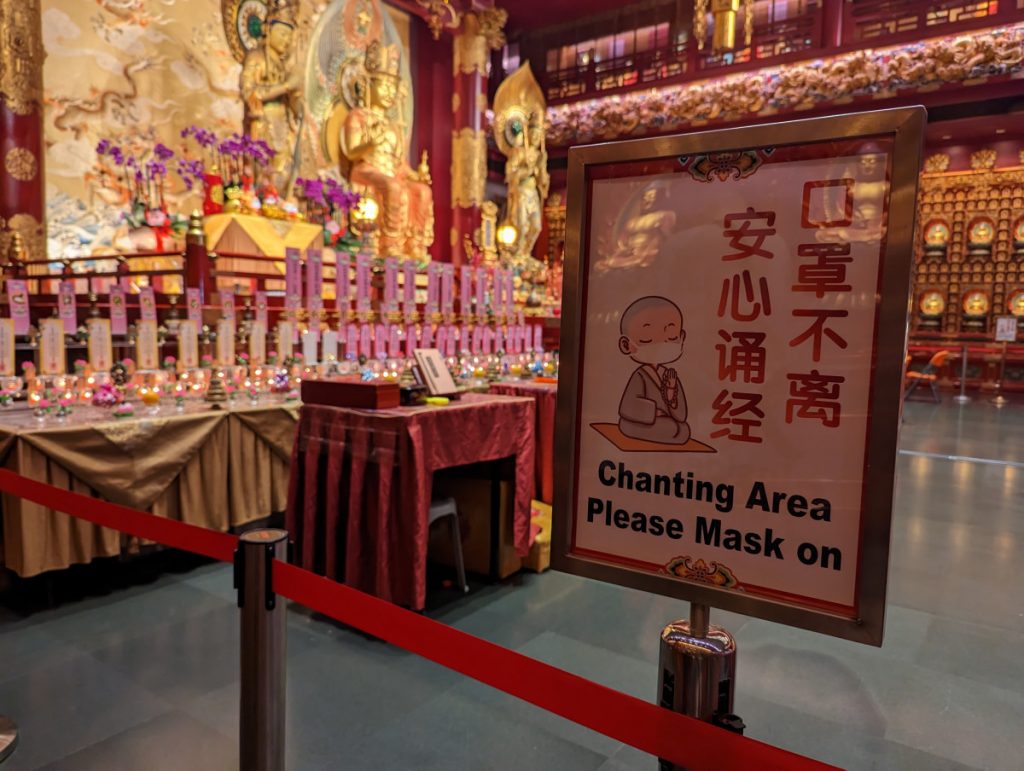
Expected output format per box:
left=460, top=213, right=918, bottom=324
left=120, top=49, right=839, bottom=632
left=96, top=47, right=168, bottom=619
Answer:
left=412, top=22, right=454, bottom=265
left=0, top=0, right=46, bottom=262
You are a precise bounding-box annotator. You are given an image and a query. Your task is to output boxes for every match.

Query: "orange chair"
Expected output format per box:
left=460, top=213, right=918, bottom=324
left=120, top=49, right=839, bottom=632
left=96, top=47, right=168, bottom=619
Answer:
left=904, top=350, right=950, bottom=402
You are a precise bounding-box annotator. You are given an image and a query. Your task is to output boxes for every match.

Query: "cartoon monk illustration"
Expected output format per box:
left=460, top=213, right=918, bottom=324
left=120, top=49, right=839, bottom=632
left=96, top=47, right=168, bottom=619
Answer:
left=616, top=295, right=691, bottom=444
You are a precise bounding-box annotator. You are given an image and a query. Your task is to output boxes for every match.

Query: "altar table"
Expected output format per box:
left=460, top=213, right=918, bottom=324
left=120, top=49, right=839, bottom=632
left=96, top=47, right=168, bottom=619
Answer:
left=489, top=380, right=557, bottom=505
left=0, top=399, right=299, bottom=577
left=286, top=393, right=536, bottom=610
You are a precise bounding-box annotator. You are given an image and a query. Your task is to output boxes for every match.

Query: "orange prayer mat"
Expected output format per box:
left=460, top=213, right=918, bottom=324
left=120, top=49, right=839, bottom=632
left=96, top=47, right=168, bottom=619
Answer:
left=590, top=423, right=717, bottom=453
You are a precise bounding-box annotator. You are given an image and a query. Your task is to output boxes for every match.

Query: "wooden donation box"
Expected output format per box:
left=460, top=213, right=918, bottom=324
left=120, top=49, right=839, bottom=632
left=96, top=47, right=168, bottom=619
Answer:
left=300, top=378, right=401, bottom=410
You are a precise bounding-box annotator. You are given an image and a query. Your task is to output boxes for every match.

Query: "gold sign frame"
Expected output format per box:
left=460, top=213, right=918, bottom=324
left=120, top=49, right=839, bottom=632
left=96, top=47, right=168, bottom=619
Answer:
left=552, top=108, right=925, bottom=645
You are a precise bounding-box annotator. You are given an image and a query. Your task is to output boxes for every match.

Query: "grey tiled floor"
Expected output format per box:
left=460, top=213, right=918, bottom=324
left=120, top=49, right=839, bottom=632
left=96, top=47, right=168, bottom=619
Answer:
left=2, top=397, right=1024, bottom=769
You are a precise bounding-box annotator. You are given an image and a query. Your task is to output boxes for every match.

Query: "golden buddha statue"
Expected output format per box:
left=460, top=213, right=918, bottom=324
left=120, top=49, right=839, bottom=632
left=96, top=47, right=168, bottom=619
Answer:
left=240, top=3, right=302, bottom=196
left=340, top=41, right=434, bottom=259
left=494, top=64, right=549, bottom=265
left=596, top=185, right=677, bottom=272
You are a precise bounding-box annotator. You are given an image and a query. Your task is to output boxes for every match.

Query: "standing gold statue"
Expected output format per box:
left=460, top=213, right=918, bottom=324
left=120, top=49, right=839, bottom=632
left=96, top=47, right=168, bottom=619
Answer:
left=493, top=63, right=549, bottom=266
left=239, top=3, right=302, bottom=195
left=340, top=41, right=434, bottom=259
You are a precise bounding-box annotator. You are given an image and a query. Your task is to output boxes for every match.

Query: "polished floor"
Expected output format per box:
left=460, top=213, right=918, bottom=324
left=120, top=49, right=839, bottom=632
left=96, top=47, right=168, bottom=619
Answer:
left=1, top=396, right=1023, bottom=770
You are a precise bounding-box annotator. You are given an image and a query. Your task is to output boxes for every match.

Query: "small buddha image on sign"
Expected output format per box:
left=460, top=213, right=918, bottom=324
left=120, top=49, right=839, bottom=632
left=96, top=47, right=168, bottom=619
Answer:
left=590, top=295, right=716, bottom=454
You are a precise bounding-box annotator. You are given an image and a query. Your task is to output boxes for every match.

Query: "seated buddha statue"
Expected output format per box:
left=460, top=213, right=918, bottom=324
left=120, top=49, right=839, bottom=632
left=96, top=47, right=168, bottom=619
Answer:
left=341, top=41, right=434, bottom=260
left=596, top=185, right=676, bottom=272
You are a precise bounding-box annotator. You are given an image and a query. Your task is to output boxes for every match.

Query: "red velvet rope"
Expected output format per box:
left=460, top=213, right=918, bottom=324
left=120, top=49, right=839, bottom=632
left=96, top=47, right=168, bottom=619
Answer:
left=0, top=469, right=236, bottom=562
left=0, top=469, right=835, bottom=771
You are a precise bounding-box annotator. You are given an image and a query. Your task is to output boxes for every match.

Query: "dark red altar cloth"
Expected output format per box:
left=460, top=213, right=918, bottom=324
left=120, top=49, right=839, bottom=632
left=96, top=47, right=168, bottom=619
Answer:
left=285, top=393, right=535, bottom=610
left=489, top=380, right=557, bottom=505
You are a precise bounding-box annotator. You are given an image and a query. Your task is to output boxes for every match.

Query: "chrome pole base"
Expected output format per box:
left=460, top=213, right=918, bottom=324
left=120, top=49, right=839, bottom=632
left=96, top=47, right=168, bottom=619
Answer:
left=991, top=394, right=1009, bottom=408
left=0, top=715, right=18, bottom=764
left=952, top=394, right=971, bottom=404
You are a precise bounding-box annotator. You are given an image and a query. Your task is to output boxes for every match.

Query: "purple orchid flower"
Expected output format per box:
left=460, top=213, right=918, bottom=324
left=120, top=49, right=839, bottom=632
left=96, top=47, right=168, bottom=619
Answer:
left=154, top=143, right=174, bottom=161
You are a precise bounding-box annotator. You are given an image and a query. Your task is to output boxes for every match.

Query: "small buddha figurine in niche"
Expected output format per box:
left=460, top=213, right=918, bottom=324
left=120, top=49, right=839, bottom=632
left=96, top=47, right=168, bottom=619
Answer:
left=1012, top=218, right=1024, bottom=260
left=341, top=41, right=434, bottom=260
left=240, top=3, right=302, bottom=196
left=966, top=217, right=995, bottom=262
left=961, top=289, right=990, bottom=333
left=917, top=290, right=945, bottom=332
left=596, top=184, right=677, bottom=273
left=922, top=220, right=950, bottom=262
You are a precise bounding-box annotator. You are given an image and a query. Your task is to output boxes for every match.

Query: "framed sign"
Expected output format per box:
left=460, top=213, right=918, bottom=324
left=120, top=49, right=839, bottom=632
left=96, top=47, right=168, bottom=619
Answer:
left=552, top=108, right=924, bottom=645
left=994, top=316, right=1017, bottom=343
left=87, top=318, right=114, bottom=372
left=39, top=318, right=66, bottom=375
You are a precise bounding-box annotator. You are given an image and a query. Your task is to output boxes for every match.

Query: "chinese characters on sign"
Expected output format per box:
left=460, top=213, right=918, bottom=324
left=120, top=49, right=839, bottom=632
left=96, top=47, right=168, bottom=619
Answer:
left=554, top=110, right=924, bottom=644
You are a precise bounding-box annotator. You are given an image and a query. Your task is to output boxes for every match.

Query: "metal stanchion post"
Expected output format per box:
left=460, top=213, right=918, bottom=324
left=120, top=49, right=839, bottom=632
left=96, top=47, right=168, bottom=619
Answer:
left=656, top=604, right=743, bottom=771
left=953, top=344, right=971, bottom=404
left=992, top=341, right=1009, bottom=408
left=0, top=715, right=18, bottom=764
left=235, top=529, right=288, bottom=771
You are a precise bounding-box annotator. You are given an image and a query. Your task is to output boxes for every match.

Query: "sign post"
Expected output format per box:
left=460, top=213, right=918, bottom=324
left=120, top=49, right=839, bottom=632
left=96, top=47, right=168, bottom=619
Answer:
left=991, top=316, right=1016, bottom=407
left=553, top=108, right=924, bottom=741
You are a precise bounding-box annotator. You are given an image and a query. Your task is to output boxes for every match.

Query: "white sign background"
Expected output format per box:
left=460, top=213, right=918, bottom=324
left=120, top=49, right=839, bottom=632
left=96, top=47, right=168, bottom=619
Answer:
left=572, top=150, right=892, bottom=613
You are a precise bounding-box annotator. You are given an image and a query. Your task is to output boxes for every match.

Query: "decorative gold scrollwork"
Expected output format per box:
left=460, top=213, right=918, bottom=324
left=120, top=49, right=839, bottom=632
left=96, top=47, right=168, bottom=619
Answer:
left=4, top=147, right=37, bottom=182
left=0, top=0, right=44, bottom=115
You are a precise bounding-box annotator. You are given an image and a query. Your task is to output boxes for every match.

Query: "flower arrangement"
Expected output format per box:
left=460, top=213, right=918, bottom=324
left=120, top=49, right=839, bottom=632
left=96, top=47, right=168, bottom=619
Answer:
left=95, top=139, right=187, bottom=243
left=163, top=355, right=177, bottom=371
left=0, top=390, right=12, bottom=406
left=200, top=354, right=213, bottom=368
left=267, top=351, right=278, bottom=366
left=270, top=371, right=291, bottom=393
left=92, top=382, right=124, bottom=408
left=236, top=352, right=249, bottom=366
left=294, top=176, right=361, bottom=251
left=73, top=359, right=88, bottom=375
left=179, top=126, right=282, bottom=216
left=285, top=389, right=300, bottom=401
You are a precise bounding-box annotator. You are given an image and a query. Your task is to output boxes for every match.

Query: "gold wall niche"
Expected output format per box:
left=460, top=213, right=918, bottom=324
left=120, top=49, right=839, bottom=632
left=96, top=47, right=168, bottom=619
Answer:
left=914, top=163, right=1024, bottom=338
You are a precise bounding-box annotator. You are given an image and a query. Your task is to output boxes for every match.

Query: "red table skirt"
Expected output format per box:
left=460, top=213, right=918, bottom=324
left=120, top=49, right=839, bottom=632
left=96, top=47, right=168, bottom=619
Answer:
left=285, top=393, right=536, bottom=609
left=490, top=381, right=557, bottom=505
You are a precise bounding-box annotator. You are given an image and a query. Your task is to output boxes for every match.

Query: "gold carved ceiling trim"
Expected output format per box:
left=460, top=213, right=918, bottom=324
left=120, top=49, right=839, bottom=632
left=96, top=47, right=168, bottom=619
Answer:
left=0, top=0, right=44, bottom=115
left=546, top=24, right=1024, bottom=147
left=918, top=165, right=1024, bottom=199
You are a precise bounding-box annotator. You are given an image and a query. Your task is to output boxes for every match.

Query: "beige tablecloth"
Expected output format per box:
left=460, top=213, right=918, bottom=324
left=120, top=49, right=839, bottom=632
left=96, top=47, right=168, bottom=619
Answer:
left=0, top=400, right=299, bottom=577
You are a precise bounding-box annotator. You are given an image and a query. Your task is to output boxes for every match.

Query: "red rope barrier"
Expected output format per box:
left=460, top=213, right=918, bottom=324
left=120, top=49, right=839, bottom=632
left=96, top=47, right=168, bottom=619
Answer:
left=273, top=562, right=836, bottom=771
left=0, top=469, right=837, bottom=771
left=0, top=469, right=237, bottom=563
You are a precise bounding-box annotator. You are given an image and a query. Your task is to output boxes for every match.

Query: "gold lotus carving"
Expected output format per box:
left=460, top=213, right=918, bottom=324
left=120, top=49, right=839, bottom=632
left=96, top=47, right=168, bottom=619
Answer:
left=924, top=153, right=950, bottom=173
left=970, top=148, right=996, bottom=170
